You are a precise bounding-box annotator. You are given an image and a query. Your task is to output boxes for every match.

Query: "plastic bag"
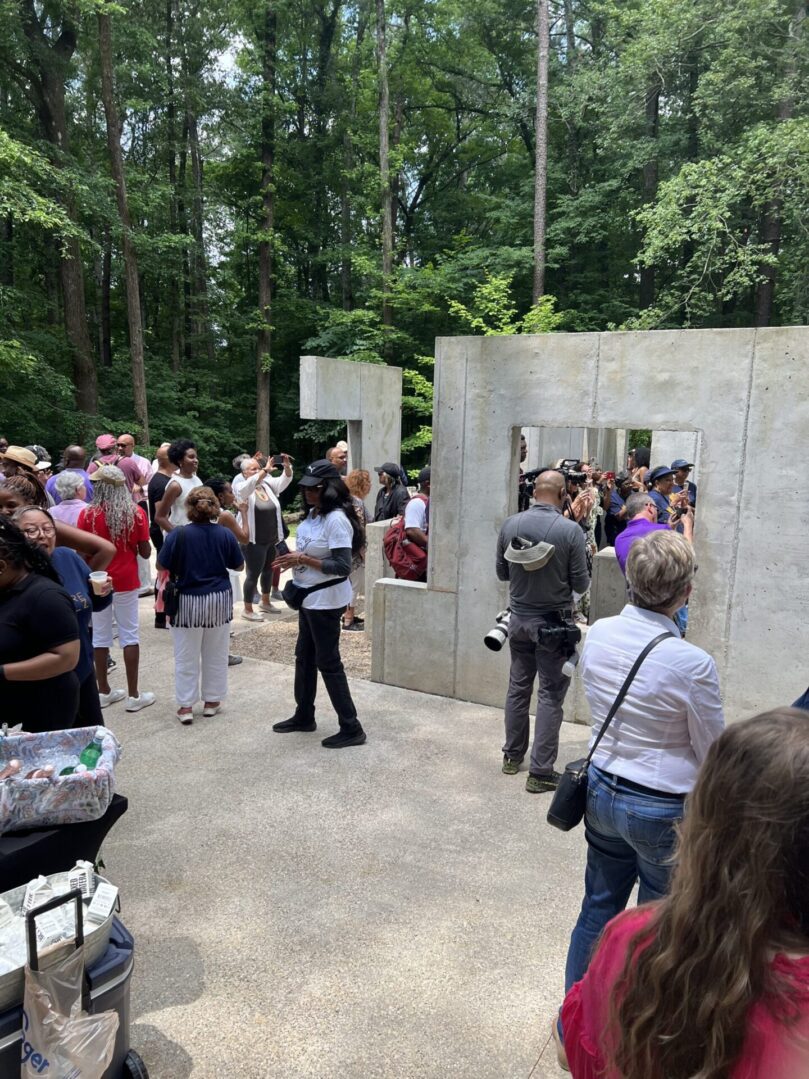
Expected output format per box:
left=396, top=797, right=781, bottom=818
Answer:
left=23, top=943, right=118, bottom=1078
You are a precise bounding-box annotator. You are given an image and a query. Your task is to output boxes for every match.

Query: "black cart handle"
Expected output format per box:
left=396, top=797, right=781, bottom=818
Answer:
left=26, top=888, right=84, bottom=971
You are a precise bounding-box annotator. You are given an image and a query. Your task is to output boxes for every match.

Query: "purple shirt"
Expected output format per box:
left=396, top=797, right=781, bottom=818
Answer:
left=46, top=468, right=93, bottom=505
left=614, top=518, right=669, bottom=574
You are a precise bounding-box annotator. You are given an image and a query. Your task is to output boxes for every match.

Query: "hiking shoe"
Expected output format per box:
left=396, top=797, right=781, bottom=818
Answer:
left=272, top=716, right=316, bottom=733
left=322, top=727, right=367, bottom=749
left=502, top=756, right=521, bottom=775
left=342, top=622, right=364, bottom=632
left=525, top=771, right=562, bottom=793
left=99, top=688, right=125, bottom=709
left=125, top=691, right=156, bottom=713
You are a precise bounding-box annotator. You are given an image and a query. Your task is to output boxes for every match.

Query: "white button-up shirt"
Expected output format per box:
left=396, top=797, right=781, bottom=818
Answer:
left=580, top=604, right=724, bottom=794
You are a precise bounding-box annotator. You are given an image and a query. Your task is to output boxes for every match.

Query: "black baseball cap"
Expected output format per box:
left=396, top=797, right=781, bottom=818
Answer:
left=298, top=459, right=340, bottom=487
left=417, top=466, right=431, bottom=485
left=375, top=462, right=400, bottom=478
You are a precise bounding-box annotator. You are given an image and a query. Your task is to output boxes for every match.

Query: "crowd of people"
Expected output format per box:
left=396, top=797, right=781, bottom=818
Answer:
left=0, top=434, right=429, bottom=746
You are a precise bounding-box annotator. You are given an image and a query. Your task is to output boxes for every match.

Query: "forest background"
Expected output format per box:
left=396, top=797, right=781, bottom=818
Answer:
left=1, top=0, right=807, bottom=476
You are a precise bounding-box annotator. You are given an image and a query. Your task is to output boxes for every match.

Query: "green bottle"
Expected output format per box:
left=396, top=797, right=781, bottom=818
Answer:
left=79, top=733, right=105, bottom=770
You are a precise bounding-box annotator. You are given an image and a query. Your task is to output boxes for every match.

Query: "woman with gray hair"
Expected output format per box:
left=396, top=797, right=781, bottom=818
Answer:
left=558, top=530, right=725, bottom=1033
left=50, top=470, right=88, bottom=526
left=78, top=465, right=155, bottom=712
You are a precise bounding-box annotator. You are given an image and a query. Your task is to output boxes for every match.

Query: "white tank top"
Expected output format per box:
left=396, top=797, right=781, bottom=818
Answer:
left=168, top=474, right=203, bottom=527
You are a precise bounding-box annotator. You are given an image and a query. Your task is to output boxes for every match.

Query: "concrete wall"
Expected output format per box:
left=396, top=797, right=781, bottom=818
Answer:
left=590, top=548, right=626, bottom=622
left=299, top=355, right=403, bottom=476
left=371, top=327, right=809, bottom=720
left=650, top=430, right=701, bottom=482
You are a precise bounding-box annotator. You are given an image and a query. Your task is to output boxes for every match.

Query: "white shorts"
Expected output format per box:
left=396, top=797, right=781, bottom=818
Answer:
left=93, top=589, right=140, bottom=648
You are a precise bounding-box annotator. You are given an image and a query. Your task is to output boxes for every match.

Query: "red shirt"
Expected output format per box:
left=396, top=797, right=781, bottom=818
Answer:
left=562, top=907, right=809, bottom=1079
left=78, top=505, right=149, bottom=593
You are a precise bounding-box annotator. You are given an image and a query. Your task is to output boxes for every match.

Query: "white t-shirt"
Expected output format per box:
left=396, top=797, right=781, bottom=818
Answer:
left=293, top=510, right=353, bottom=610
left=404, top=495, right=428, bottom=532
left=167, top=474, right=203, bottom=527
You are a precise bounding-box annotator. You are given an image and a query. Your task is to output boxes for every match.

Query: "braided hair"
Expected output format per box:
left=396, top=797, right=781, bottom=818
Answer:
left=0, top=474, right=47, bottom=509
left=0, top=516, right=60, bottom=583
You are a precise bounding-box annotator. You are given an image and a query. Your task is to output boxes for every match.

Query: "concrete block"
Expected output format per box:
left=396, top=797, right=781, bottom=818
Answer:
left=650, top=430, right=701, bottom=481
left=364, top=520, right=395, bottom=640
left=590, top=548, right=627, bottom=623
left=299, top=354, right=402, bottom=479
left=371, top=578, right=457, bottom=699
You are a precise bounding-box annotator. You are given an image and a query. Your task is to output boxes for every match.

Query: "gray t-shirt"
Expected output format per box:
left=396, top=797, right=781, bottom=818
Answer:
left=496, top=503, right=590, bottom=616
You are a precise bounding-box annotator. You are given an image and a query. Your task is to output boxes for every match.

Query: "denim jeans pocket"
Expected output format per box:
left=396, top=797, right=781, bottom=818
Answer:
left=625, top=806, right=682, bottom=865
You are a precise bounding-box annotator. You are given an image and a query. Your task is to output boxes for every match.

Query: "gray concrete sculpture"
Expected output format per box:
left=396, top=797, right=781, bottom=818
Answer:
left=371, top=327, right=809, bottom=720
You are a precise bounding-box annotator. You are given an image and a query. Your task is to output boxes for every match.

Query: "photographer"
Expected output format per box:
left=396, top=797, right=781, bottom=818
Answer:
left=496, top=470, right=590, bottom=793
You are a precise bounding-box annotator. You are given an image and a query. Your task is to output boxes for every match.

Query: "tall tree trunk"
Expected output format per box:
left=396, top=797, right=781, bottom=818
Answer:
left=100, top=224, right=112, bottom=367
left=256, top=0, right=276, bottom=453
left=639, top=76, right=661, bottom=310
left=187, top=110, right=215, bottom=364
left=376, top=0, right=393, bottom=329
left=0, top=214, right=12, bottom=287
left=340, top=13, right=366, bottom=311
left=166, top=0, right=182, bottom=372
left=18, top=0, right=97, bottom=414
left=532, top=0, right=549, bottom=303
left=178, top=125, right=193, bottom=364
left=98, top=11, right=149, bottom=440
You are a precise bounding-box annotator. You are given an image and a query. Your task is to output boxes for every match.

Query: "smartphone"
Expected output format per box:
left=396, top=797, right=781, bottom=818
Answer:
left=275, top=540, right=290, bottom=557
left=271, top=454, right=285, bottom=468
left=603, top=471, right=615, bottom=481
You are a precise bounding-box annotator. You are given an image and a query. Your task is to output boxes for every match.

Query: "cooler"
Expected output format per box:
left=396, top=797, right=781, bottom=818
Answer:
left=0, top=917, right=148, bottom=1078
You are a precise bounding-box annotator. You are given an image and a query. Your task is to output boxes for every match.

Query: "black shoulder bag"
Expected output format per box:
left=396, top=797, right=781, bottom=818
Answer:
left=162, top=526, right=186, bottom=621
left=546, top=631, right=674, bottom=832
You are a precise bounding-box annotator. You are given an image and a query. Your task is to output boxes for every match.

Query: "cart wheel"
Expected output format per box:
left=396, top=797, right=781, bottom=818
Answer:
left=123, top=1049, right=149, bottom=1078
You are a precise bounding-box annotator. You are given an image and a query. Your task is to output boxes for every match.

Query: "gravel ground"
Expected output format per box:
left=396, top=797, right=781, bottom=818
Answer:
left=232, top=608, right=372, bottom=680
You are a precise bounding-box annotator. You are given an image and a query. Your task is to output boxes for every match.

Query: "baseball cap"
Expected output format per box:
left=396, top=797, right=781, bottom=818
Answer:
left=374, top=462, right=400, bottom=479
left=417, top=466, right=431, bottom=485
left=504, top=535, right=556, bottom=571
left=95, top=434, right=117, bottom=451
left=648, top=466, right=675, bottom=485
left=670, top=459, right=694, bottom=471
left=0, top=446, right=38, bottom=470
left=34, top=460, right=53, bottom=472
left=298, top=459, right=340, bottom=487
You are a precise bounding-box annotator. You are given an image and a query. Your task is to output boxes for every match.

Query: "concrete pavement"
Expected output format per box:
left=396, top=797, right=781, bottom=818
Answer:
left=101, top=602, right=590, bottom=1078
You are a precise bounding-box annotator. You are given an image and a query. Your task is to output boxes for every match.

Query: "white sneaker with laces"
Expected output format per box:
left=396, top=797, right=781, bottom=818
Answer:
left=99, top=688, right=126, bottom=709
left=125, top=691, right=156, bottom=712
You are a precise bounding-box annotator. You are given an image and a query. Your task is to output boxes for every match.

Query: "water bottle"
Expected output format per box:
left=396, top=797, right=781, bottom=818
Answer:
left=562, top=650, right=580, bottom=680
left=79, top=732, right=105, bottom=770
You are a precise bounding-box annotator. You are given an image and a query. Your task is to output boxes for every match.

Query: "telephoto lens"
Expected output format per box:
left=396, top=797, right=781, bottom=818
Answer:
left=484, top=610, right=511, bottom=651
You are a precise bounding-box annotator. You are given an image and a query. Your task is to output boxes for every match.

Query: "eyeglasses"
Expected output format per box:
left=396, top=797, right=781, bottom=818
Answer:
left=116, top=444, right=128, bottom=450
left=22, top=524, right=56, bottom=538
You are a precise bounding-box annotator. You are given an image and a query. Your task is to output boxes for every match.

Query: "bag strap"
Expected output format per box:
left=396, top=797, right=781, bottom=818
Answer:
left=170, top=524, right=187, bottom=584
left=300, top=575, right=347, bottom=597
left=584, top=631, right=674, bottom=768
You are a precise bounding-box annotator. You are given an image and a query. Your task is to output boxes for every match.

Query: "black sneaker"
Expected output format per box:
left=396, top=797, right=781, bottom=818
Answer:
left=525, top=771, right=562, bottom=793
left=272, top=716, right=316, bottom=733
left=322, top=727, right=367, bottom=748
left=228, top=654, right=243, bottom=666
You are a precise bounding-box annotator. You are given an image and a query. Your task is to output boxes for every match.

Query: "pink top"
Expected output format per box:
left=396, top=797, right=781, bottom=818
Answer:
left=561, top=907, right=809, bottom=1079
left=50, top=498, right=86, bottom=527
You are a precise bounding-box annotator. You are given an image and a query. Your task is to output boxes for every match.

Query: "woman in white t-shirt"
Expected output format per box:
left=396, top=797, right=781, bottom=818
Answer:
left=154, top=439, right=203, bottom=531
left=271, top=459, right=366, bottom=748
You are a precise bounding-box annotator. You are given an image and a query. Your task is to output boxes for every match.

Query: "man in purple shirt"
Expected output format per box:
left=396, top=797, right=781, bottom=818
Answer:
left=614, top=492, right=693, bottom=573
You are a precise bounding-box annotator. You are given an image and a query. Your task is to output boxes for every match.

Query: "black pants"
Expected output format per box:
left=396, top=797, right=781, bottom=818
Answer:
left=293, top=607, right=360, bottom=731
left=77, top=671, right=103, bottom=727
left=242, top=542, right=275, bottom=603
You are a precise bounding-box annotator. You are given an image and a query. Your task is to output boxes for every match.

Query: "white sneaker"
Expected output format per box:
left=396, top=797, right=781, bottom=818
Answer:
left=125, top=691, right=156, bottom=712
left=99, top=688, right=126, bottom=709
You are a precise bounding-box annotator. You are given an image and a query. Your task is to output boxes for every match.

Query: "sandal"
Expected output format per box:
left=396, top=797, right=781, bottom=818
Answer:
left=176, top=708, right=193, bottom=725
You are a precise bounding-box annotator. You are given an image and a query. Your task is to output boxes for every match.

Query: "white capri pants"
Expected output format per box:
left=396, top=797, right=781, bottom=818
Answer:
left=171, top=623, right=230, bottom=707
left=92, top=590, right=140, bottom=648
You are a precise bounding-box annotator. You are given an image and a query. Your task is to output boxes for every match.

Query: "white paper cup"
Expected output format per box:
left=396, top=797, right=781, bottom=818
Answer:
left=89, top=572, right=109, bottom=595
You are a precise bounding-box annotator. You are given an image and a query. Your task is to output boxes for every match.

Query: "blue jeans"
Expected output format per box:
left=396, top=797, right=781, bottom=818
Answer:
left=564, top=765, right=684, bottom=991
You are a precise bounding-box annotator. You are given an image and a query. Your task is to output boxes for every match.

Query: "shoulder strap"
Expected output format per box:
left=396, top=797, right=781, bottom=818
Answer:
left=300, top=575, right=348, bottom=596
left=585, top=631, right=675, bottom=767
left=170, top=525, right=187, bottom=583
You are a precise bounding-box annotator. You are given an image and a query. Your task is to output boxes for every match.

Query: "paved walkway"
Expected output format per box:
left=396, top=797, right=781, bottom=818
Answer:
left=102, top=600, right=590, bottom=1078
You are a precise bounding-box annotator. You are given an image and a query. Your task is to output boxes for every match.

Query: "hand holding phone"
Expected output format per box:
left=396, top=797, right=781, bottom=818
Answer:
left=275, top=539, right=290, bottom=557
